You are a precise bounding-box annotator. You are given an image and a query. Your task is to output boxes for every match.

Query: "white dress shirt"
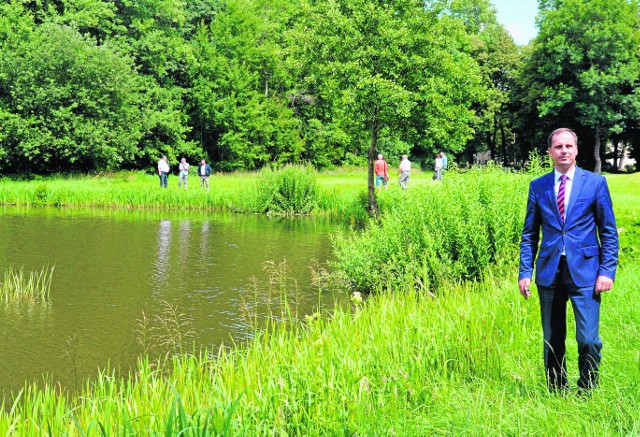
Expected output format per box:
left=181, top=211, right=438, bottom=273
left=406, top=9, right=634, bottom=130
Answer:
left=553, top=166, right=576, bottom=213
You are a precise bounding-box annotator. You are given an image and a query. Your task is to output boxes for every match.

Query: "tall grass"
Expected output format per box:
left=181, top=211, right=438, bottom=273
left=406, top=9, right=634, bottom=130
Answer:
left=334, top=166, right=531, bottom=293
left=0, top=167, right=432, bottom=219
left=0, top=169, right=330, bottom=215
left=242, top=165, right=320, bottom=215
left=1, top=263, right=638, bottom=434
left=0, top=266, right=54, bottom=303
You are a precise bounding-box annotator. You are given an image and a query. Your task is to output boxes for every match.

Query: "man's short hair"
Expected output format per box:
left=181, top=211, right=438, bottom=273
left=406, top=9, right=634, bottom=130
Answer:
left=548, top=128, right=578, bottom=147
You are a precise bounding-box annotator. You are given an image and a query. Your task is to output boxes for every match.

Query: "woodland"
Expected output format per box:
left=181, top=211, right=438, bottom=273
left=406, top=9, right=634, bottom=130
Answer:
left=1, top=0, right=639, bottom=175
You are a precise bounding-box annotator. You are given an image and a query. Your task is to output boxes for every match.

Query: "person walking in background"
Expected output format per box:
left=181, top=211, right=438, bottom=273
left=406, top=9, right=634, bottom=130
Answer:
left=197, top=159, right=213, bottom=189
left=178, top=157, right=190, bottom=189
left=158, top=155, right=170, bottom=188
left=374, top=154, right=389, bottom=191
left=518, top=127, right=618, bottom=393
left=440, top=150, right=448, bottom=179
left=398, top=154, right=411, bottom=189
left=434, top=153, right=443, bottom=181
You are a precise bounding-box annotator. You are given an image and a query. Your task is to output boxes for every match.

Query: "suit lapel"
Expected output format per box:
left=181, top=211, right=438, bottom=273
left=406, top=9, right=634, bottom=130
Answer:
left=565, top=167, right=585, bottom=223
left=543, top=171, right=562, bottom=225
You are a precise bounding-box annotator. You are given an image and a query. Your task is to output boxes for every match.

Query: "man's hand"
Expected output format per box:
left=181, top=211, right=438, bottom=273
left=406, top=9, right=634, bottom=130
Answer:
left=518, top=278, right=531, bottom=299
left=595, top=276, right=614, bottom=295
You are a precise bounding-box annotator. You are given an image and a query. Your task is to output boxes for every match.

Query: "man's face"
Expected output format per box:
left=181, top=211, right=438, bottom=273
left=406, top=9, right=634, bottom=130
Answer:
left=548, top=131, right=578, bottom=172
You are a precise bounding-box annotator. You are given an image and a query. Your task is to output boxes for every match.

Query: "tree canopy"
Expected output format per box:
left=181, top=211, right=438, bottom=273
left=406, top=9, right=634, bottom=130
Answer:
left=1, top=0, right=640, bottom=175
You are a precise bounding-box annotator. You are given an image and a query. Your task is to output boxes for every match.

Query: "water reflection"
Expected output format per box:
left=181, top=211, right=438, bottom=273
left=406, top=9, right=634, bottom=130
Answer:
left=152, top=219, right=173, bottom=291
left=0, top=207, right=341, bottom=396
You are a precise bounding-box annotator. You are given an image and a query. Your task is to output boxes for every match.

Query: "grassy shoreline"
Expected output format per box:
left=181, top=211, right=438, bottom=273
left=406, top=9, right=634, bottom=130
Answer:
left=0, top=168, right=438, bottom=219
left=1, top=170, right=638, bottom=435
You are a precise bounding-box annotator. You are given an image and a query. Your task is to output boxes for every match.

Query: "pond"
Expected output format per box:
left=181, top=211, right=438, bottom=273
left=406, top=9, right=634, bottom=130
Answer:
left=0, top=207, right=342, bottom=396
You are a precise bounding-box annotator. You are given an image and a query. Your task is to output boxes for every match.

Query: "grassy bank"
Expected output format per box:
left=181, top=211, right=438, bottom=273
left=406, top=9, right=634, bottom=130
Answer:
left=1, top=170, right=638, bottom=435
left=0, top=167, right=432, bottom=218
left=1, top=265, right=638, bottom=434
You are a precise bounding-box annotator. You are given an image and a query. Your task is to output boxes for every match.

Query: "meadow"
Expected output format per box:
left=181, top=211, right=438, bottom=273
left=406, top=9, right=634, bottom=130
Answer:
left=0, top=168, right=638, bottom=435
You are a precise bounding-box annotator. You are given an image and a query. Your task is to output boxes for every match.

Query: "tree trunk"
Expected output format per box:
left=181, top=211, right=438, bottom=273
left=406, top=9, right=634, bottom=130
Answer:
left=593, top=122, right=601, bottom=174
left=613, top=140, right=619, bottom=171
left=500, top=119, right=507, bottom=166
left=367, top=109, right=380, bottom=218
left=487, top=127, right=496, bottom=163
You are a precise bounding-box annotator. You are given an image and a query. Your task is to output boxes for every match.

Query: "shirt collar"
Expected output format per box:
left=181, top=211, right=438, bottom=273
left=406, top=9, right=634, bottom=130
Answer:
left=554, top=166, right=576, bottom=182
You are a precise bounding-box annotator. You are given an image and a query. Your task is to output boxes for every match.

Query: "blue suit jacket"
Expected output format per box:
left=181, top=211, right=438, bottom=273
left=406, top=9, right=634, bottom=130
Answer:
left=519, top=167, right=618, bottom=288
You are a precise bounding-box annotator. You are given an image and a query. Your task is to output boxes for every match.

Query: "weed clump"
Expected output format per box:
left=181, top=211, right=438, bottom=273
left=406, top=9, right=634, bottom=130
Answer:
left=250, top=165, right=319, bottom=215
left=0, top=266, right=54, bottom=303
left=334, top=167, right=532, bottom=293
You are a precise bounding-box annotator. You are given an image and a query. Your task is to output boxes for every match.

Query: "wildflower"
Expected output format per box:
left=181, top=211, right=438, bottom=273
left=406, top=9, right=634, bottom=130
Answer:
left=305, top=312, right=321, bottom=324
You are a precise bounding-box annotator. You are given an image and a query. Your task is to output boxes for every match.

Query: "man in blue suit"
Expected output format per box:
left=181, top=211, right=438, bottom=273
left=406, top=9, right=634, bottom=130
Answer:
left=518, top=128, right=618, bottom=392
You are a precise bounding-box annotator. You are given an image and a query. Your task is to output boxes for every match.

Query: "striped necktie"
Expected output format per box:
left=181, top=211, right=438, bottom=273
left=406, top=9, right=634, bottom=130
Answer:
left=557, top=175, right=567, bottom=222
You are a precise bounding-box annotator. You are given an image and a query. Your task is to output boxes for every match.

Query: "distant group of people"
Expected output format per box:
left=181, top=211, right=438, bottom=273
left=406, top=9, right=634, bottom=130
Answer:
left=157, top=156, right=213, bottom=189
left=373, top=151, right=448, bottom=190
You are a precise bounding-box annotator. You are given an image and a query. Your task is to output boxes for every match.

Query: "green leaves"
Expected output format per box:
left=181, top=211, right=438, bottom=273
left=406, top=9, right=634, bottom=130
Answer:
left=516, top=0, right=640, bottom=172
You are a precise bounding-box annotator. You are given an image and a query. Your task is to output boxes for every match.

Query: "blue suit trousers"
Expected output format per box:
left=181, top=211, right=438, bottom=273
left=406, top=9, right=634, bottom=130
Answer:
left=537, top=257, right=601, bottom=390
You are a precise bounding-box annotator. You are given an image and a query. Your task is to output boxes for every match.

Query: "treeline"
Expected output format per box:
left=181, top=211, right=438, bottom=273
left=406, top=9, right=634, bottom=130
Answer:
left=1, top=0, right=639, bottom=174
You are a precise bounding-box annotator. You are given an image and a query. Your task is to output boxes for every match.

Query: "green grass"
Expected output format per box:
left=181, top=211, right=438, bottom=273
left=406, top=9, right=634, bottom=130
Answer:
left=0, top=170, right=638, bottom=435
left=0, top=266, right=54, bottom=304
left=0, top=167, right=436, bottom=218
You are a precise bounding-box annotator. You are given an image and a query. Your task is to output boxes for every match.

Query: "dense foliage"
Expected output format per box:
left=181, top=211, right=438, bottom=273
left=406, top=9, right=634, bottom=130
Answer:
left=1, top=0, right=640, bottom=174
left=334, top=166, right=534, bottom=292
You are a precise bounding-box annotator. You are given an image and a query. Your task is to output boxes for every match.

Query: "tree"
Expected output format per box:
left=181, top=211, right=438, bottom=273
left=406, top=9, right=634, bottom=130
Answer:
left=190, top=0, right=304, bottom=170
left=446, top=0, right=521, bottom=166
left=516, top=0, right=640, bottom=173
left=0, top=17, right=143, bottom=172
left=293, top=0, right=484, bottom=215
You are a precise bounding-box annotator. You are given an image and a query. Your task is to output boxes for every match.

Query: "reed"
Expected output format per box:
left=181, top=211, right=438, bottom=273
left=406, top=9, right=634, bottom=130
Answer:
left=0, top=266, right=54, bottom=303
left=333, top=166, right=531, bottom=293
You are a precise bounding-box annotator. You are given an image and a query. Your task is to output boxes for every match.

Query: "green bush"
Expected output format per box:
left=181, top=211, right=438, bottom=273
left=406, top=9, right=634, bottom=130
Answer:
left=32, top=184, right=48, bottom=206
left=333, top=167, right=533, bottom=293
left=250, top=165, right=319, bottom=214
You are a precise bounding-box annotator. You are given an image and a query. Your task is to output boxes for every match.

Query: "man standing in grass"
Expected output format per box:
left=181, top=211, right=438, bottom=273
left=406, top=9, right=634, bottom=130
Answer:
left=178, top=158, right=190, bottom=189
left=197, top=159, right=213, bottom=189
left=518, top=128, right=619, bottom=393
left=374, top=154, right=388, bottom=191
left=158, top=155, right=170, bottom=188
left=440, top=150, right=448, bottom=179
left=398, top=154, right=411, bottom=189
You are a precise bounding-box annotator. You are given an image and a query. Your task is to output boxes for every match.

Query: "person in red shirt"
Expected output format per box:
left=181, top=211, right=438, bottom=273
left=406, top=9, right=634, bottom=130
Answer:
left=374, top=154, right=389, bottom=191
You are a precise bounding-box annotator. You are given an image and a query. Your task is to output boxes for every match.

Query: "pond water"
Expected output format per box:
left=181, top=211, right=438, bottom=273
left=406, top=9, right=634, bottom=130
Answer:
left=0, top=207, right=342, bottom=396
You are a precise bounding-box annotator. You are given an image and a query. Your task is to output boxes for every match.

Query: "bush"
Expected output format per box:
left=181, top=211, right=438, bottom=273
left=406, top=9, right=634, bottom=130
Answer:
left=250, top=165, right=319, bottom=214
left=333, top=167, right=533, bottom=293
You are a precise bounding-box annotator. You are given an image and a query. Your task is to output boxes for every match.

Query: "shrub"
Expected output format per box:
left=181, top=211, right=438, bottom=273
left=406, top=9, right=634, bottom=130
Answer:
left=251, top=165, right=319, bottom=214
left=333, top=167, right=533, bottom=293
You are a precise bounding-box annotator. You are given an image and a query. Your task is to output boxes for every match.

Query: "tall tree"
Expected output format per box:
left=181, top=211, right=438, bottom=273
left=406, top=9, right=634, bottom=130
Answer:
left=293, top=0, right=484, bottom=215
left=190, top=0, right=303, bottom=170
left=0, top=13, right=142, bottom=172
left=446, top=0, right=520, bottom=165
left=517, top=0, right=640, bottom=173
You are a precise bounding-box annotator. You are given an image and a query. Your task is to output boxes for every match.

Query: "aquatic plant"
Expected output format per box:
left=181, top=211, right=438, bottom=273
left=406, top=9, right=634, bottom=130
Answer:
left=0, top=266, right=54, bottom=303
